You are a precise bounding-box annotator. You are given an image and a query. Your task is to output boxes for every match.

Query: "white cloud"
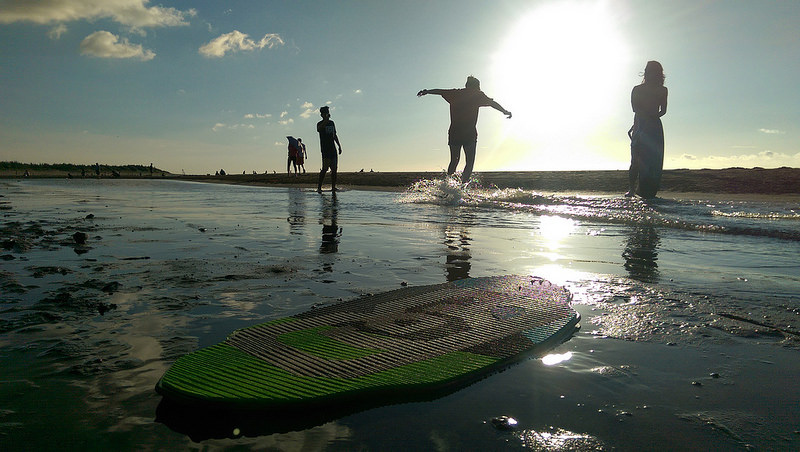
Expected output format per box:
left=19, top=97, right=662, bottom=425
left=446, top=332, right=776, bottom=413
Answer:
left=278, top=118, right=295, bottom=126
left=212, top=122, right=255, bottom=132
left=280, top=111, right=289, bottom=118
left=0, top=0, right=195, bottom=29
left=758, top=128, right=786, bottom=135
left=80, top=30, right=155, bottom=60
left=244, top=113, right=271, bottom=119
left=670, top=150, right=800, bottom=169
left=300, top=102, right=316, bottom=119
left=47, top=23, right=67, bottom=39
left=199, top=30, right=284, bottom=58
left=354, top=89, right=362, bottom=94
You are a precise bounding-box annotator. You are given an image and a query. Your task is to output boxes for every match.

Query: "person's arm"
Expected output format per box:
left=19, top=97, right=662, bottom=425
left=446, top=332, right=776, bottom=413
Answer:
left=417, top=88, right=447, bottom=97
left=659, top=87, right=668, bottom=117
left=489, top=99, right=512, bottom=118
left=334, top=134, right=342, bottom=154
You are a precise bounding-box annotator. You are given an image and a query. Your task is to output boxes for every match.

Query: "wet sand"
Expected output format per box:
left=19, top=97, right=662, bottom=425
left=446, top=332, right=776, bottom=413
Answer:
left=1, top=178, right=798, bottom=450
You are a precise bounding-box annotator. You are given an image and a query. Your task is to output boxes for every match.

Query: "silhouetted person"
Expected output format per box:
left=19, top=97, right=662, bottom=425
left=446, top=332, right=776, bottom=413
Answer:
left=287, top=136, right=300, bottom=176
left=627, top=61, right=668, bottom=197
left=297, top=138, right=307, bottom=173
left=316, top=106, right=342, bottom=193
left=417, top=76, right=511, bottom=182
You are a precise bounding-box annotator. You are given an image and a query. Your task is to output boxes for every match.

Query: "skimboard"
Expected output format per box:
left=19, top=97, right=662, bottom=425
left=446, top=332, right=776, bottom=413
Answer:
left=155, top=275, right=579, bottom=411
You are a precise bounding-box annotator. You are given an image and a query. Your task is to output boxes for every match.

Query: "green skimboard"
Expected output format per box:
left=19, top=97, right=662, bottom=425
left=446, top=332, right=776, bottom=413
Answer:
left=155, top=275, right=580, bottom=410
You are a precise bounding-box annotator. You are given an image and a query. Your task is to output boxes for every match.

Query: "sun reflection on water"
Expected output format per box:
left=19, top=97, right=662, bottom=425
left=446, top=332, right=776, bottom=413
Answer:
left=515, top=427, right=605, bottom=450
left=541, top=351, right=573, bottom=366
left=538, top=215, right=577, bottom=252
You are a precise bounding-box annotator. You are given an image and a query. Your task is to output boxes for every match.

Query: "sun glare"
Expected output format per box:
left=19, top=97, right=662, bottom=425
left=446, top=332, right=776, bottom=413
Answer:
left=491, top=1, right=630, bottom=169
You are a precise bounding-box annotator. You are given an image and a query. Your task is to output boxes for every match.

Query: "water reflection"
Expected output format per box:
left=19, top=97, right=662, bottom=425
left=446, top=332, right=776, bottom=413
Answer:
left=622, top=226, right=660, bottom=282
left=320, top=194, right=341, bottom=256
left=287, top=188, right=306, bottom=235
left=443, top=223, right=472, bottom=281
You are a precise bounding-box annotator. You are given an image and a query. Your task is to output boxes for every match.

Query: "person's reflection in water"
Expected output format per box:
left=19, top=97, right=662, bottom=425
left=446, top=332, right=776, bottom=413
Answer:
left=622, top=226, right=661, bottom=283
left=443, top=223, right=472, bottom=281
left=287, top=188, right=306, bottom=235
left=319, top=194, right=341, bottom=272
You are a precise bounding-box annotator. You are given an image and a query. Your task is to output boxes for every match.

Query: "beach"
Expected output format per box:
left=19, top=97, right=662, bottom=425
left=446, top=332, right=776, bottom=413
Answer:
left=5, top=167, right=800, bottom=196
left=1, top=176, right=798, bottom=450
left=176, top=167, right=800, bottom=196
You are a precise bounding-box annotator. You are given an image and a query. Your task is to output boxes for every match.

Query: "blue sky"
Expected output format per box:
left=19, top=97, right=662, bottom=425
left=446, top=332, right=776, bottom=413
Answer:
left=1, top=0, right=798, bottom=174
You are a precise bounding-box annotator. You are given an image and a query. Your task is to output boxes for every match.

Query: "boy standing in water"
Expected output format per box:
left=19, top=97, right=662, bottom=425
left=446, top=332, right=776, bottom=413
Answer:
left=316, top=106, right=342, bottom=193
left=417, top=76, right=511, bottom=182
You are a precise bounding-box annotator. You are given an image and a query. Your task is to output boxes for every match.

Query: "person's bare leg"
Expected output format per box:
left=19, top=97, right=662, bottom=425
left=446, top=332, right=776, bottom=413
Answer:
left=461, top=142, right=477, bottom=182
left=447, top=144, right=461, bottom=176
left=317, top=163, right=327, bottom=193
left=626, top=153, right=639, bottom=196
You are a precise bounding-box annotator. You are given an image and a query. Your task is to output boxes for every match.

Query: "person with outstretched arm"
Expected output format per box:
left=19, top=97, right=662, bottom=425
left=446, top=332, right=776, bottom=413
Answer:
left=418, top=76, right=511, bottom=182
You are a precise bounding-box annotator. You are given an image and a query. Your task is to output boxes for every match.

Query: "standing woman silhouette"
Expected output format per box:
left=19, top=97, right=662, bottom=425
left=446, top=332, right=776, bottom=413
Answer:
left=627, top=61, right=668, bottom=197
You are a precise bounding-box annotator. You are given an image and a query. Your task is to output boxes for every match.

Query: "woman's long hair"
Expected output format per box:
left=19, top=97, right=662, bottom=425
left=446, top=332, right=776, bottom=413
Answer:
left=643, top=60, right=665, bottom=86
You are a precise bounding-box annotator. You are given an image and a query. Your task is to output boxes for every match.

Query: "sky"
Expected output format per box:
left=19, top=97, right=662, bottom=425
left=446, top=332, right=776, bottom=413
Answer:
left=1, top=0, right=798, bottom=175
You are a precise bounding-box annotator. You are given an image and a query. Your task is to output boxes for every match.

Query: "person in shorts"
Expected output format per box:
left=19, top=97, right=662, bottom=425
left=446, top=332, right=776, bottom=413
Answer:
left=297, top=138, right=307, bottom=173
left=417, top=76, right=511, bottom=182
left=316, top=106, right=342, bottom=192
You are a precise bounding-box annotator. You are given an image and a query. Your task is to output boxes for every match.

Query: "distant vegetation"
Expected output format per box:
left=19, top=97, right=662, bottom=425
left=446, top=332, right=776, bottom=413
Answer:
left=0, top=161, right=169, bottom=176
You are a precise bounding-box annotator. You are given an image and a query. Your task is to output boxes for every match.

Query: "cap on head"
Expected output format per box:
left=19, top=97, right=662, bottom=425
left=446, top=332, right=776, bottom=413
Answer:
left=320, top=106, right=330, bottom=115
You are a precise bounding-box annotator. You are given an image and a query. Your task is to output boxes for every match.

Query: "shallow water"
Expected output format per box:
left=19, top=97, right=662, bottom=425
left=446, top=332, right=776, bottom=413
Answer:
left=1, top=178, right=798, bottom=450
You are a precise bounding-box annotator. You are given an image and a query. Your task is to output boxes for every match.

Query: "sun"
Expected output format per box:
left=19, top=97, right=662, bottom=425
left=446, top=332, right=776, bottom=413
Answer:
left=490, top=1, right=631, bottom=169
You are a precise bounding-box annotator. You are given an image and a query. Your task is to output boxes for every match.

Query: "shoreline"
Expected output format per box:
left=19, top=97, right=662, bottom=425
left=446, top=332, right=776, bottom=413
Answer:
left=4, top=167, right=799, bottom=195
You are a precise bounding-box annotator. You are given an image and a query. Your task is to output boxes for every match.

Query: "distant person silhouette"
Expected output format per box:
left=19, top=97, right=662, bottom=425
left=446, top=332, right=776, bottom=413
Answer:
left=316, top=106, right=343, bottom=193
left=297, top=138, right=307, bottom=173
left=626, top=61, right=668, bottom=197
left=417, top=76, right=511, bottom=182
left=287, top=136, right=301, bottom=176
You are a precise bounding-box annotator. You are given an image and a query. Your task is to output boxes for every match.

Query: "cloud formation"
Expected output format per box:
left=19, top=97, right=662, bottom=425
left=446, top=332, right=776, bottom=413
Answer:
left=80, top=31, right=155, bottom=60
left=674, top=150, right=800, bottom=169
left=199, top=31, right=284, bottom=58
left=244, top=113, right=272, bottom=119
left=758, top=128, right=786, bottom=135
left=47, top=23, right=67, bottom=39
left=212, top=122, right=255, bottom=132
left=0, top=0, right=195, bottom=28
left=300, top=102, right=316, bottom=119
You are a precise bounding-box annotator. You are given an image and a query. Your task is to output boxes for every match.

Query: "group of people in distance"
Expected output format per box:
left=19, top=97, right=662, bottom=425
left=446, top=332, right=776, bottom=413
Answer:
left=286, top=136, right=307, bottom=176
left=292, top=60, right=667, bottom=196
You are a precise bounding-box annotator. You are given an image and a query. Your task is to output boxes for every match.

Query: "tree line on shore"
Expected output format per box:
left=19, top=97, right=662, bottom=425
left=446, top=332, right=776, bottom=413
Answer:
left=0, top=161, right=168, bottom=176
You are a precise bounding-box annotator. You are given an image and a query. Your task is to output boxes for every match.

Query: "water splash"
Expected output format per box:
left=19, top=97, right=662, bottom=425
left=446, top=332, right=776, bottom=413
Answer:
left=399, top=177, right=800, bottom=241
